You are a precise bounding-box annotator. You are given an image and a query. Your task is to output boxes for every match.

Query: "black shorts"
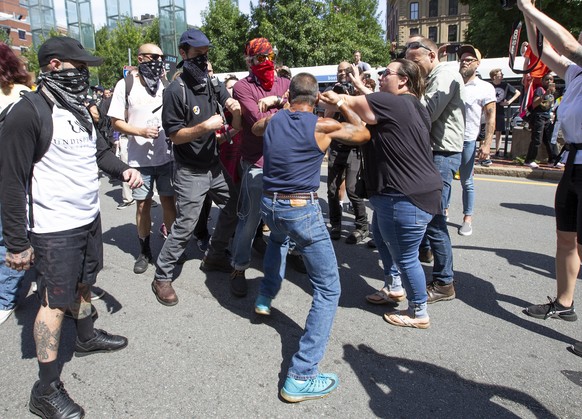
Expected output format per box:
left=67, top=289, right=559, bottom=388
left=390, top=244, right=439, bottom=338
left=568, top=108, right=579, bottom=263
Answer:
left=30, top=216, right=103, bottom=308
left=555, top=165, right=582, bottom=244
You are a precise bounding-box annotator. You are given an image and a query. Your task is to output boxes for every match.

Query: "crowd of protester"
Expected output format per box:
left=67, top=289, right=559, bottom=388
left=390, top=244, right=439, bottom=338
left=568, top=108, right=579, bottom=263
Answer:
left=1, top=0, right=581, bottom=416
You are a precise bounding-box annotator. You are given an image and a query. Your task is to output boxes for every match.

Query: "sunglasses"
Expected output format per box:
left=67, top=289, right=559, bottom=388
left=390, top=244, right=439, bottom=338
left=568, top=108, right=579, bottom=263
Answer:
left=140, top=53, right=165, bottom=61
left=405, top=41, right=432, bottom=52
left=381, top=68, right=405, bottom=77
left=254, top=52, right=275, bottom=63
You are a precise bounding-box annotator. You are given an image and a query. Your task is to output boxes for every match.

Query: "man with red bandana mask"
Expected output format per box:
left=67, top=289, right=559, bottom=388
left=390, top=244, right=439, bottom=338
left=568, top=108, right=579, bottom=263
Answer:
left=229, top=38, right=292, bottom=297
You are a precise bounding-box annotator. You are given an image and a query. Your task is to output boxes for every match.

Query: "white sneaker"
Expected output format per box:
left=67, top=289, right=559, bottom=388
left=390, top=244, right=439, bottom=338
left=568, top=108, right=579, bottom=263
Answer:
left=526, top=161, right=539, bottom=168
left=0, top=307, right=15, bottom=325
left=555, top=162, right=565, bottom=168
left=458, top=221, right=473, bottom=236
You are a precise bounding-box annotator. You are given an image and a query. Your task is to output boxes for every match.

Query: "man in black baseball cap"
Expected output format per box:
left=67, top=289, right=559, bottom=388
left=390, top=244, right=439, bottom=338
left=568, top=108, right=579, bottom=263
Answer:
left=0, top=35, right=142, bottom=418
left=38, top=36, right=103, bottom=67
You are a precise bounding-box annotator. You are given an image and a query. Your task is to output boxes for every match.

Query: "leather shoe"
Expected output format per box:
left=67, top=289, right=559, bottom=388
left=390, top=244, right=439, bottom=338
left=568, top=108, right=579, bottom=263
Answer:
left=74, top=328, right=128, bottom=357
left=330, top=225, right=341, bottom=240
left=427, top=281, right=455, bottom=304
left=230, top=270, right=247, bottom=297
left=419, top=248, right=434, bottom=263
left=152, top=280, right=178, bottom=306
left=133, top=253, right=152, bottom=274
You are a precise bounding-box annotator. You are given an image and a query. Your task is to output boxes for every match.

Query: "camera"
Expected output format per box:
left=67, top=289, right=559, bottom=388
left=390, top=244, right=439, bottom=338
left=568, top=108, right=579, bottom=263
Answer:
left=500, top=0, right=517, bottom=10
left=333, top=82, right=355, bottom=96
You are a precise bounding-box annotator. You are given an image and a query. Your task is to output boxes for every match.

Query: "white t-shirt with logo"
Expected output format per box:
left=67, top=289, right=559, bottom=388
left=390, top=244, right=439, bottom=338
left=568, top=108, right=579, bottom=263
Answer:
left=31, top=105, right=100, bottom=233
left=463, top=77, right=496, bottom=142
left=108, top=75, right=173, bottom=167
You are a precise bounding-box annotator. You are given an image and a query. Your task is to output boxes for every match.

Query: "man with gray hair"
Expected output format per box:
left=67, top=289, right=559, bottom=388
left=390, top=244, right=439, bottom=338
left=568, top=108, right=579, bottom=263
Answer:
left=405, top=35, right=465, bottom=303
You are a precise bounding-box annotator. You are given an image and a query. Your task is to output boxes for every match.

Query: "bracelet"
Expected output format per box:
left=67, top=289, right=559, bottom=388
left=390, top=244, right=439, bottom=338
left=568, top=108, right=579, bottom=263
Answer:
left=336, top=99, right=345, bottom=108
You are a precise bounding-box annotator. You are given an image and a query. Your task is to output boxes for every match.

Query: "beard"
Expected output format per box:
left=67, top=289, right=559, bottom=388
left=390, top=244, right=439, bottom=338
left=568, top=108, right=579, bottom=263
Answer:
left=460, top=67, right=476, bottom=79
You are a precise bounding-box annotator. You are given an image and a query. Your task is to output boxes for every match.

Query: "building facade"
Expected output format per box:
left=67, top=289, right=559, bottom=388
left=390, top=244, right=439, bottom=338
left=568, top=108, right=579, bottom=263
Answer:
left=0, top=0, right=32, bottom=55
left=387, top=0, right=470, bottom=47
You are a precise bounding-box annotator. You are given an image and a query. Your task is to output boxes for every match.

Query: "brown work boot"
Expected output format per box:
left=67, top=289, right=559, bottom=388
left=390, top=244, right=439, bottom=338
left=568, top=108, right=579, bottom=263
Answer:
left=419, top=247, right=434, bottom=263
left=426, top=281, right=455, bottom=304
left=151, top=280, right=178, bottom=306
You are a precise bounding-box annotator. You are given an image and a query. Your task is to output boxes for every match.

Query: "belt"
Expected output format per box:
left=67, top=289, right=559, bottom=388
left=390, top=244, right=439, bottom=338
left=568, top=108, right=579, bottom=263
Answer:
left=563, top=143, right=582, bottom=180
left=263, top=191, right=318, bottom=200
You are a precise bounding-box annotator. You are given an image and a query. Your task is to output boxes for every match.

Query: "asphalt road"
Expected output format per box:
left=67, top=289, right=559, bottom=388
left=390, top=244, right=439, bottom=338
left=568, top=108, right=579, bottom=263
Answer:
left=1, top=170, right=581, bottom=418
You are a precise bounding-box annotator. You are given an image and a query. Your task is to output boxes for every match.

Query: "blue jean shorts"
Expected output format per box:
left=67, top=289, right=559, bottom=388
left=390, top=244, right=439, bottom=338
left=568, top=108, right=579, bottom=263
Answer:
left=132, top=161, right=175, bottom=200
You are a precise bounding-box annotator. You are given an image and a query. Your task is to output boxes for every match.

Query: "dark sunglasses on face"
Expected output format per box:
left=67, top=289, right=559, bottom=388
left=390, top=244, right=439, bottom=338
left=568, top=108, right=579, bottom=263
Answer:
left=405, top=41, right=432, bottom=52
left=140, top=53, right=165, bottom=61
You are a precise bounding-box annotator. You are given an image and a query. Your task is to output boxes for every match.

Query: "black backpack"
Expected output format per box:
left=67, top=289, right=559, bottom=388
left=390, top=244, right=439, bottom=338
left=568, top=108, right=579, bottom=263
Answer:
left=0, top=91, right=54, bottom=163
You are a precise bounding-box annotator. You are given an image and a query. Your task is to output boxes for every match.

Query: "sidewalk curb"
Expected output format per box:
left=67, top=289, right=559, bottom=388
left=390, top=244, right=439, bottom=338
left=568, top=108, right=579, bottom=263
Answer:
left=474, top=165, right=563, bottom=181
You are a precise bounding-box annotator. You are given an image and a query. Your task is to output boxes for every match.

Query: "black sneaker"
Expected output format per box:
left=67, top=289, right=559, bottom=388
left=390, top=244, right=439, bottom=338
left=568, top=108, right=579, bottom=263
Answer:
left=29, top=380, right=84, bottom=419
left=523, top=297, right=578, bottom=321
left=74, top=329, right=128, bottom=357
left=133, top=253, right=152, bottom=274
left=230, top=270, right=247, bottom=297
left=569, top=341, right=582, bottom=358
left=330, top=225, right=341, bottom=241
left=116, top=200, right=135, bottom=210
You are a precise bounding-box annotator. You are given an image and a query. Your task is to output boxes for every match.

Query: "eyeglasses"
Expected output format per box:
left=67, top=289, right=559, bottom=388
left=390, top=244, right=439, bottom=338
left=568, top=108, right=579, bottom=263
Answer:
left=381, top=68, right=405, bottom=77
left=459, top=58, right=478, bottom=64
left=405, top=41, right=432, bottom=52
left=140, top=53, right=165, bottom=61
left=254, top=52, right=275, bottom=63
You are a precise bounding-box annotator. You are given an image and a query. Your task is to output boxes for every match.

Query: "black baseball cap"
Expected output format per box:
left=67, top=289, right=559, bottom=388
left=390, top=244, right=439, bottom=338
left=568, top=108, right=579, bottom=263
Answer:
left=38, top=36, right=103, bottom=67
left=179, top=29, right=212, bottom=48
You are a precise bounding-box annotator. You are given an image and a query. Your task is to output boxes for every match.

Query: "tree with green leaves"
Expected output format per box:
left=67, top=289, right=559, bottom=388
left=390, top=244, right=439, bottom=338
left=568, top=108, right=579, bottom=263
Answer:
left=200, top=0, right=251, bottom=72
left=461, top=0, right=582, bottom=58
left=200, top=0, right=388, bottom=71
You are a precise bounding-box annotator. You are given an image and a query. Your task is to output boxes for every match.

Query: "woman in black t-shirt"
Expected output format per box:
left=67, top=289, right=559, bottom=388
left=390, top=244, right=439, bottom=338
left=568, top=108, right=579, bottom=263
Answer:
left=321, top=59, right=442, bottom=329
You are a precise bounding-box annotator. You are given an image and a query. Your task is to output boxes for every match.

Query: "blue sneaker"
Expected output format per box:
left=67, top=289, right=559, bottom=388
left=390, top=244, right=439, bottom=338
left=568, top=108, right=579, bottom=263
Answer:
left=280, top=373, right=339, bottom=402
left=255, top=295, right=272, bottom=316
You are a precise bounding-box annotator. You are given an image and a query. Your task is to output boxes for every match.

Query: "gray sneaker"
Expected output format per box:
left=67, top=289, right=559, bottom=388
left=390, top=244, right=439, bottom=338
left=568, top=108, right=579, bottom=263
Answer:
left=458, top=221, right=472, bottom=236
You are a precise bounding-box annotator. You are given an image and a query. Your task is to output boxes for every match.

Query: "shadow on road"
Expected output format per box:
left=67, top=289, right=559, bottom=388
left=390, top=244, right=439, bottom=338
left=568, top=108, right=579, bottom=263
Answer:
left=455, top=270, right=577, bottom=345
left=344, top=343, right=558, bottom=418
left=500, top=202, right=555, bottom=217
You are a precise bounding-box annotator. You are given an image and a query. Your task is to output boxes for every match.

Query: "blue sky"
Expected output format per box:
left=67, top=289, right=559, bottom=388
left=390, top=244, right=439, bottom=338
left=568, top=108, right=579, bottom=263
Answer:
left=53, top=0, right=253, bottom=28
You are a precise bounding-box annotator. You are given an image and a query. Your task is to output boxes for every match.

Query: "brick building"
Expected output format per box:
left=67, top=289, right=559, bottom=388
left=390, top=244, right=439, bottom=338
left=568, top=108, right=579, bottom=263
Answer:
left=0, top=0, right=32, bottom=55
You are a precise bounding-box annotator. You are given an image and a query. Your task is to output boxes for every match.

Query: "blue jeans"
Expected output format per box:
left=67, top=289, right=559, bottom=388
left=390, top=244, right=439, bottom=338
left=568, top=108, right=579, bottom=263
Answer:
left=0, top=203, right=24, bottom=310
left=422, top=152, right=461, bottom=284
left=260, top=195, right=340, bottom=380
left=370, top=194, right=432, bottom=313
left=460, top=141, right=476, bottom=216
left=231, top=161, right=263, bottom=270
left=370, top=210, right=402, bottom=293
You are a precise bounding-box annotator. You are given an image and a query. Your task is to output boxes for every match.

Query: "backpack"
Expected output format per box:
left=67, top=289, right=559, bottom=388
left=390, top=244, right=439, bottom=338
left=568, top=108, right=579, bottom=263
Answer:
left=0, top=91, right=54, bottom=163
left=124, top=73, right=170, bottom=114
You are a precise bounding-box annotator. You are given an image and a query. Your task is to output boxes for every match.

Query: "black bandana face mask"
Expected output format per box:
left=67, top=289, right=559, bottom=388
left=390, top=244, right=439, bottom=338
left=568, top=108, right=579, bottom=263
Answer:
left=138, top=60, right=165, bottom=96
left=38, top=66, right=93, bottom=133
left=182, top=54, right=209, bottom=86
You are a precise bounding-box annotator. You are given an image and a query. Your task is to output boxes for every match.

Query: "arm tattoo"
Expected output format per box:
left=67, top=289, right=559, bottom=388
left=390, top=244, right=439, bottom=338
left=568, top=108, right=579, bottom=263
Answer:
left=34, top=320, right=61, bottom=361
